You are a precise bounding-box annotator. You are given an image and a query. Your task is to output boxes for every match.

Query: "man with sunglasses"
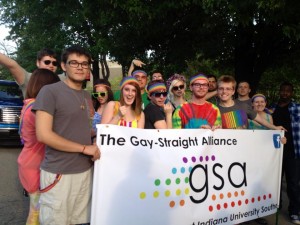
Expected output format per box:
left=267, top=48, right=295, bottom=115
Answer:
left=172, top=73, right=222, bottom=129
left=144, top=80, right=173, bottom=129
left=0, top=48, right=64, bottom=97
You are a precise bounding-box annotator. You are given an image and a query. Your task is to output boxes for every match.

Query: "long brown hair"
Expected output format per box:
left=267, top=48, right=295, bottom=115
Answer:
left=25, top=68, right=60, bottom=99
left=120, top=82, right=142, bottom=118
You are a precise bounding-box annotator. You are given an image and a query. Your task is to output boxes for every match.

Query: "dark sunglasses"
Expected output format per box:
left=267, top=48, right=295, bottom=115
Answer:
left=151, top=92, right=168, bottom=98
left=43, top=60, right=58, bottom=66
left=172, top=84, right=184, bottom=91
left=92, top=92, right=107, bottom=98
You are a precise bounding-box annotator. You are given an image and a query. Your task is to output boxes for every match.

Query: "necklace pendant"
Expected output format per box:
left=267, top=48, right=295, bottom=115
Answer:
left=80, top=105, right=85, bottom=110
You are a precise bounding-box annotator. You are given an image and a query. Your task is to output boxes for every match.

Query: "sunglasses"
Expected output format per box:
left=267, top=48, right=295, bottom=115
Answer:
left=92, top=92, right=107, bottom=98
left=151, top=92, right=168, bottom=98
left=43, top=60, right=58, bottom=66
left=173, top=85, right=184, bottom=91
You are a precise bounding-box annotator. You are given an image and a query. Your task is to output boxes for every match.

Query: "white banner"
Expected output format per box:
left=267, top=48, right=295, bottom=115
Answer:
left=91, top=125, right=284, bottom=225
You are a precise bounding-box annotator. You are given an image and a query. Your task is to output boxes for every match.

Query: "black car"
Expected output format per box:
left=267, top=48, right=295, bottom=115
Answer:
left=0, top=80, right=23, bottom=146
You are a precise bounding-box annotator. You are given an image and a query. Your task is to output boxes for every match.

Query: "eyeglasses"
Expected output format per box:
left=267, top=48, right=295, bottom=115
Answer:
left=192, top=83, right=209, bottom=88
left=43, top=60, right=58, bottom=66
left=68, top=60, right=90, bottom=69
left=218, top=87, right=234, bottom=92
left=173, top=85, right=184, bottom=91
left=92, top=92, right=107, bottom=98
left=151, top=92, right=168, bottom=98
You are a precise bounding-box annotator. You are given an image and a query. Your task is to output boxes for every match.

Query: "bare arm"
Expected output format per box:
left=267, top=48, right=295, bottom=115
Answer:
left=0, top=53, right=25, bottom=85
left=205, top=90, right=217, bottom=100
left=254, top=113, right=286, bottom=131
left=128, top=59, right=146, bottom=76
left=36, top=110, right=100, bottom=160
left=137, top=112, right=145, bottom=128
left=101, top=101, right=121, bottom=125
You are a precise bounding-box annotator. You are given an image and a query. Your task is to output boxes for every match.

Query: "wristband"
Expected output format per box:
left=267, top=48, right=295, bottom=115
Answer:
left=82, top=145, right=86, bottom=154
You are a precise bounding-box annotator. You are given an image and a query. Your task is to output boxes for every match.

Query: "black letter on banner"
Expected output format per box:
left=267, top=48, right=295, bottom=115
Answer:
left=228, top=162, right=247, bottom=188
left=189, top=164, right=208, bottom=204
left=213, top=163, right=224, bottom=190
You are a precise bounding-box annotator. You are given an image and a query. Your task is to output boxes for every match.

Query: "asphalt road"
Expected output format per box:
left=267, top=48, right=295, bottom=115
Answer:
left=0, top=146, right=294, bottom=225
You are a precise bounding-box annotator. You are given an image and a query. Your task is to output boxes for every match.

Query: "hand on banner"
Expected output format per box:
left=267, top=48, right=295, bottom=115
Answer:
left=83, top=145, right=101, bottom=161
left=280, top=136, right=287, bottom=144
left=275, top=125, right=287, bottom=131
left=200, top=125, right=211, bottom=129
left=211, top=125, right=222, bottom=131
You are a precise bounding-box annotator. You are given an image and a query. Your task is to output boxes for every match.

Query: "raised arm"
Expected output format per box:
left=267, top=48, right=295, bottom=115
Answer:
left=0, top=53, right=25, bottom=85
left=128, top=59, right=146, bottom=76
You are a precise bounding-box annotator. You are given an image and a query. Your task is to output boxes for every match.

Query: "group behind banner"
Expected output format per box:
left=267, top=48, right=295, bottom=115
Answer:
left=91, top=125, right=284, bottom=225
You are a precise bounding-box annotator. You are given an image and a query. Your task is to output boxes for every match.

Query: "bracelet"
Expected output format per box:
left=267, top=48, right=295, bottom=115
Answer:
left=82, top=145, right=86, bottom=154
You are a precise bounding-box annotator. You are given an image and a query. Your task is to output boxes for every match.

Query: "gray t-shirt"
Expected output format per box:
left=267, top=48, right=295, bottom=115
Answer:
left=32, top=81, right=93, bottom=174
left=19, top=69, right=65, bottom=97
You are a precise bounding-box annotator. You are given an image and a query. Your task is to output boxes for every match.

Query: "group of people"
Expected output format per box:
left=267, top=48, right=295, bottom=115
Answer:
left=0, top=47, right=299, bottom=225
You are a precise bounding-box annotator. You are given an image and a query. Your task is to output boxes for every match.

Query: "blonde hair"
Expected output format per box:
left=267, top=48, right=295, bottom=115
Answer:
left=167, top=79, right=186, bottom=104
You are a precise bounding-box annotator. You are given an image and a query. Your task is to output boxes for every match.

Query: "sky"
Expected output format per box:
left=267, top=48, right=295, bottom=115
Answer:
left=0, top=24, right=17, bottom=52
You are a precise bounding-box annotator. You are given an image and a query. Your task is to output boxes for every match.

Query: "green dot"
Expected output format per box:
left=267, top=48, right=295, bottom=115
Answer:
left=140, top=192, right=146, bottom=199
left=176, top=178, right=181, bottom=184
left=165, top=178, right=171, bottom=185
left=176, top=189, right=181, bottom=196
left=154, top=179, right=161, bottom=186
left=185, top=177, right=189, bottom=183
left=153, top=191, right=159, bottom=198
left=165, top=190, right=171, bottom=197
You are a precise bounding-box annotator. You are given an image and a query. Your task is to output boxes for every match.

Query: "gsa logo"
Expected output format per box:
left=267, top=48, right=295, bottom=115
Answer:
left=273, top=134, right=281, bottom=149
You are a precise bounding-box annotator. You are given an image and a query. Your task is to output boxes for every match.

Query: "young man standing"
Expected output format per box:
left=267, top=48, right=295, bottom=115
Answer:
left=172, top=73, right=222, bottom=129
left=271, top=82, right=300, bottom=225
left=0, top=48, right=64, bottom=97
left=144, top=79, right=172, bottom=129
left=33, top=46, right=100, bottom=225
left=236, top=81, right=252, bottom=106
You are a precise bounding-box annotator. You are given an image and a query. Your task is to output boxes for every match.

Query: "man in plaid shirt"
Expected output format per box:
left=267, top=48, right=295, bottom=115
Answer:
left=271, top=81, right=300, bottom=225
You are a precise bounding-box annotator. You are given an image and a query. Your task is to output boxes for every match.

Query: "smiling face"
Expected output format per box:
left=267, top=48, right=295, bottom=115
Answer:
left=190, top=81, right=209, bottom=99
left=150, top=88, right=167, bottom=107
left=36, top=55, right=58, bottom=73
left=217, top=81, right=235, bottom=103
left=122, top=84, right=137, bottom=106
left=252, top=96, right=266, bottom=113
left=133, top=72, right=147, bottom=90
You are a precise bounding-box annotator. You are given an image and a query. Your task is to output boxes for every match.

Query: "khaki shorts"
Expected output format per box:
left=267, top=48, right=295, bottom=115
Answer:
left=39, top=168, right=93, bottom=225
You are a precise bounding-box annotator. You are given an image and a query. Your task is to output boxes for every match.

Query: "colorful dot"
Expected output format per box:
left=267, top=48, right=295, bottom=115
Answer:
left=205, top=156, right=209, bottom=161
left=172, top=168, right=177, bottom=174
left=269, top=194, right=272, bottom=199
left=166, top=179, right=171, bottom=185
left=211, top=155, right=216, bottom=161
left=191, top=156, right=196, bottom=162
left=165, top=190, right=171, bottom=197
left=183, top=157, right=188, bottom=163
left=258, top=196, right=261, bottom=201
left=234, top=191, right=238, bottom=197
left=153, top=191, right=159, bottom=198
left=185, top=177, right=189, bottom=183
left=217, top=204, right=221, bottom=210
left=209, top=205, right=213, bottom=212
left=189, top=167, right=192, bottom=172
left=220, top=193, right=224, bottom=199
left=176, top=178, right=181, bottom=184
left=238, top=200, right=242, bottom=206
left=184, top=188, right=189, bottom=195
left=180, top=200, right=185, bottom=206
left=224, top=203, right=228, bottom=208
left=154, top=179, right=160, bottom=186
left=227, top=192, right=232, bottom=198
left=199, top=156, right=203, bottom=162
left=263, top=195, right=266, bottom=200
left=140, top=192, right=146, bottom=199
left=180, top=167, right=185, bottom=173
left=169, top=201, right=175, bottom=208
left=231, top=201, right=235, bottom=207
left=241, top=190, right=245, bottom=196
left=176, top=189, right=181, bottom=196
left=251, top=197, right=255, bottom=203
left=212, top=194, right=216, bottom=201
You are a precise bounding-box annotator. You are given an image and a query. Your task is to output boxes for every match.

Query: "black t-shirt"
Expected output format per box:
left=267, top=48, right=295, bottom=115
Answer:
left=144, top=103, right=165, bottom=129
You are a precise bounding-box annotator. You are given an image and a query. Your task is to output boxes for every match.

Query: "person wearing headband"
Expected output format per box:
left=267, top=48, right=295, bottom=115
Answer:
left=173, top=73, right=222, bottom=129
left=144, top=79, right=173, bottom=129
left=91, top=79, right=114, bottom=137
left=101, top=76, right=145, bottom=128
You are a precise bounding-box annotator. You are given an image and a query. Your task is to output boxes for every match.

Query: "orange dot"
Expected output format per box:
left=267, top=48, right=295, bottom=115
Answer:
left=180, top=200, right=185, bottom=206
left=169, top=201, right=175, bottom=208
left=227, top=192, right=232, bottom=198
left=234, top=191, right=238, bottom=197
left=212, top=194, right=216, bottom=201
left=220, top=193, right=224, bottom=199
left=241, top=190, right=245, bottom=196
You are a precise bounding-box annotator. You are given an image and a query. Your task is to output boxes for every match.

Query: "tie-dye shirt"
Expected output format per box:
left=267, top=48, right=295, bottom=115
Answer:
left=172, top=102, right=222, bottom=129
left=218, top=101, right=257, bottom=129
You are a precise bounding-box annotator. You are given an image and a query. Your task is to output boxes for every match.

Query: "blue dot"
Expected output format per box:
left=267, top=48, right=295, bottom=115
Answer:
left=181, top=167, right=185, bottom=173
left=172, top=168, right=177, bottom=174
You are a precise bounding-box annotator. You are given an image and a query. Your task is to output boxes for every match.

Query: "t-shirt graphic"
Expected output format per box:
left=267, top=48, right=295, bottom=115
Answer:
left=221, top=109, right=248, bottom=129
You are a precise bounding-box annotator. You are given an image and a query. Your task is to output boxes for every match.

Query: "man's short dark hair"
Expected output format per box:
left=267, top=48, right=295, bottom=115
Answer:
left=61, top=45, right=92, bottom=64
left=37, top=48, right=57, bottom=61
left=207, top=74, right=217, bottom=81
left=280, top=81, right=294, bottom=91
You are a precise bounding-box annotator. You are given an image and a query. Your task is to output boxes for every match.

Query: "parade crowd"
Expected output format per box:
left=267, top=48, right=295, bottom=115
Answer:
left=0, top=46, right=299, bottom=225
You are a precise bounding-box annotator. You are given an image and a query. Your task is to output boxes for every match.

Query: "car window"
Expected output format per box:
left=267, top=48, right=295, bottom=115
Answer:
left=0, top=83, right=23, bottom=100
